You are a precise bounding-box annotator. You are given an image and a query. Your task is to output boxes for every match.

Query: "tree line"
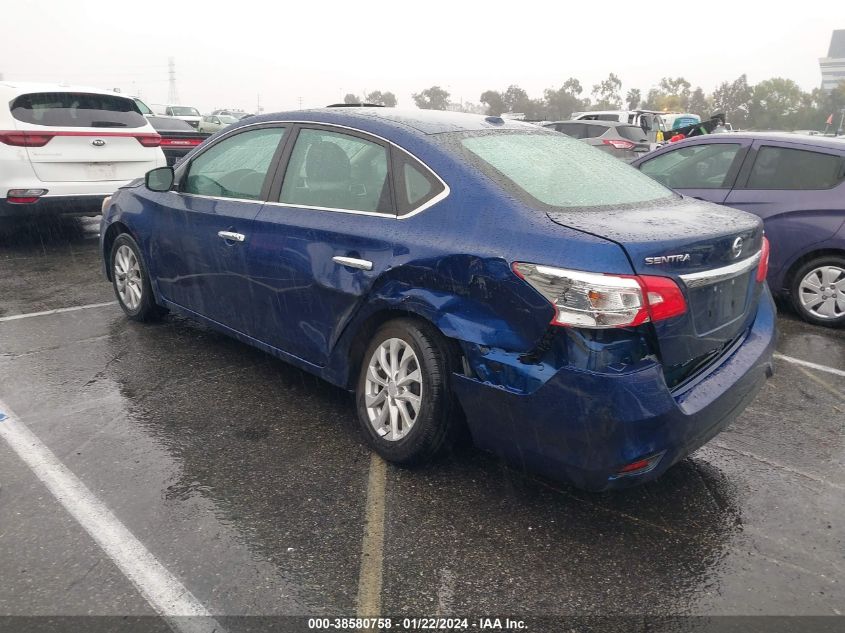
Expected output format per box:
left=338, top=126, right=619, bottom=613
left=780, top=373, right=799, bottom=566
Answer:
left=349, top=75, right=845, bottom=130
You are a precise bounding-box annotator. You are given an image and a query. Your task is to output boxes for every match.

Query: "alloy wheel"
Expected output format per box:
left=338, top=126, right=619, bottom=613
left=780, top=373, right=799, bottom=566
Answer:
left=798, top=265, right=845, bottom=320
left=364, top=337, right=423, bottom=441
left=114, top=244, right=143, bottom=311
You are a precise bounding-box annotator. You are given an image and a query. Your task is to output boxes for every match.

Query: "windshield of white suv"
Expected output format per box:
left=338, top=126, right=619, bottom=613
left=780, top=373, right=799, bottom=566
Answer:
left=454, top=130, right=675, bottom=209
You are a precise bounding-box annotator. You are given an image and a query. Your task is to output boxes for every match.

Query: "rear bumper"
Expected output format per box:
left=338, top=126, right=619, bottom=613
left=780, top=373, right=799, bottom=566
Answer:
left=452, top=286, right=777, bottom=491
left=0, top=195, right=108, bottom=217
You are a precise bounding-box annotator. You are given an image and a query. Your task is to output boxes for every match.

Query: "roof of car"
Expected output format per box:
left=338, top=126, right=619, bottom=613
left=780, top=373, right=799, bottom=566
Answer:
left=244, top=107, right=537, bottom=135
left=0, top=81, right=130, bottom=99
left=694, top=131, right=845, bottom=149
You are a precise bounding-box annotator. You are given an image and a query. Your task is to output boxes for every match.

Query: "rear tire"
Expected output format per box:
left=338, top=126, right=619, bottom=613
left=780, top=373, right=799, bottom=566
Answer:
left=110, top=233, right=167, bottom=322
left=355, top=319, right=461, bottom=465
left=789, top=255, right=845, bottom=328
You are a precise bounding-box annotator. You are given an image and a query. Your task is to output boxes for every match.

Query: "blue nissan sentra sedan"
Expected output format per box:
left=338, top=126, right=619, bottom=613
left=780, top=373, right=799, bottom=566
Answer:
left=100, top=108, right=776, bottom=491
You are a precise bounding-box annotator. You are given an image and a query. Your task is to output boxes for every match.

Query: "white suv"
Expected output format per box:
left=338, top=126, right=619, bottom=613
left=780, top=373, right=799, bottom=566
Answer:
left=0, top=82, right=166, bottom=218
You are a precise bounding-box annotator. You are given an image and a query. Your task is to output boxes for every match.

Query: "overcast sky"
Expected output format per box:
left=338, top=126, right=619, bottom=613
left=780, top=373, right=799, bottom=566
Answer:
left=1, top=0, right=843, bottom=113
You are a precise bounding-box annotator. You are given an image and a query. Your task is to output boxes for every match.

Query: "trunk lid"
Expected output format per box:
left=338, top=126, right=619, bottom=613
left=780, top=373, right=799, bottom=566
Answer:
left=24, top=131, right=161, bottom=182
left=548, top=198, right=764, bottom=381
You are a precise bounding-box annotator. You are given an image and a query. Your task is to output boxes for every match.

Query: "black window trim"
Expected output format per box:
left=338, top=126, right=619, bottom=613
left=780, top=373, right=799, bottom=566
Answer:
left=735, top=140, right=845, bottom=191
left=638, top=140, right=750, bottom=190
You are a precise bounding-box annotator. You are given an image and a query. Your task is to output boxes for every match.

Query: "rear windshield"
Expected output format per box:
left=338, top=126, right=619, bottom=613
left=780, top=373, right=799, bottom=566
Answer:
left=452, top=130, right=674, bottom=209
left=616, top=125, right=649, bottom=142
left=148, top=116, right=196, bottom=131
left=10, top=92, right=146, bottom=128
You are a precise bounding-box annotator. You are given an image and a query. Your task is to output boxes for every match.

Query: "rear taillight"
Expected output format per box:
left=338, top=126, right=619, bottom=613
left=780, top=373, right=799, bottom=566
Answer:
left=602, top=139, right=635, bottom=150
left=0, top=131, right=53, bottom=147
left=6, top=188, right=48, bottom=203
left=135, top=133, right=162, bottom=147
left=756, top=237, right=770, bottom=283
left=159, top=137, right=203, bottom=147
left=512, top=263, right=687, bottom=329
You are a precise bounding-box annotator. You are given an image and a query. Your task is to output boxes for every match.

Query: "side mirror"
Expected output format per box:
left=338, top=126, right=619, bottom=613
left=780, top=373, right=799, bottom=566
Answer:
left=146, top=166, right=175, bottom=192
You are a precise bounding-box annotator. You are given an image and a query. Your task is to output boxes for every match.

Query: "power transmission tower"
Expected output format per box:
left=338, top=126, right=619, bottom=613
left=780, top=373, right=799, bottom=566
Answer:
left=167, top=57, right=180, bottom=104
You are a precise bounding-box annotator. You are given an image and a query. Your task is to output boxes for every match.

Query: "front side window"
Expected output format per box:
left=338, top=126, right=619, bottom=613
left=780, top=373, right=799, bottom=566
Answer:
left=639, top=143, right=742, bottom=189
left=279, top=128, right=391, bottom=213
left=746, top=146, right=844, bottom=190
left=183, top=127, right=286, bottom=200
left=11, top=92, right=146, bottom=128
left=455, top=131, right=674, bottom=209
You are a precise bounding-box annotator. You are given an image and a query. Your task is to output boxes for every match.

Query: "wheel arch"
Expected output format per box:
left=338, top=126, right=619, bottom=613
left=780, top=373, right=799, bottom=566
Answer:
left=102, top=221, right=135, bottom=281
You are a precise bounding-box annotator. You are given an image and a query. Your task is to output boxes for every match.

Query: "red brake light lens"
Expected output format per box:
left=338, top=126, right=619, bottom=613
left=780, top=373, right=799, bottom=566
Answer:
left=512, top=263, right=687, bottom=329
left=756, top=237, right=770, bottom=283
left=0, top=131, right=53, bottom=147
left=135, top=133, right=162, bottom=147
left=602, top=139, right=635, bottom=150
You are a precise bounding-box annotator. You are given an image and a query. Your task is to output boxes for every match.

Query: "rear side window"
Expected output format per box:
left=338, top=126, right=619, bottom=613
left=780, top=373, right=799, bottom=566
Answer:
left=10, top=92, right=146, bottom=128
left=639, top=143, right=742, bottom=189
left=457, top=131, right=673, bottom=209
left=746, top=146, right=845, bottom=190
left=616, top=125, right=648, bottom=142
left=392, top=150, right=445, bottom=215
left=280, top=128, right=392, bottom=214
left=183, top=127, right=286, bottom=200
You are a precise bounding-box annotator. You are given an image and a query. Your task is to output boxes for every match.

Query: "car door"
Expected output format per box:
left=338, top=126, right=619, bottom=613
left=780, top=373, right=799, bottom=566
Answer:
left=150, top=125, right=288, bottom=334
left=724, top=141, right=845, bottom=285
left=246, top=125, right=443, bottom=366
left=636, top=139, right=750, bottom=203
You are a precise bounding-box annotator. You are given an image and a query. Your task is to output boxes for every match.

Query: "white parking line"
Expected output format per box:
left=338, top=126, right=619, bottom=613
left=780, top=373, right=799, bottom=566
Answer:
left=0, top=399, right=224, bottom=633
left=0, top=301, right=117, bottom=323
left=774, top=353, right=845, bottom=378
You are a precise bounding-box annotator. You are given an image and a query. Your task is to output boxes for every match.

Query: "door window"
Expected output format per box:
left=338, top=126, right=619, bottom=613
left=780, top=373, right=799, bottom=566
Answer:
left=183, top=127, right=286, bottom=200
left=745, top=145, right=844, bottom=190
left=279, top=128, right=392, bottom=213
left=639, top=143, right=742, bottom=189
left=393, top=152, right=445, bottom=216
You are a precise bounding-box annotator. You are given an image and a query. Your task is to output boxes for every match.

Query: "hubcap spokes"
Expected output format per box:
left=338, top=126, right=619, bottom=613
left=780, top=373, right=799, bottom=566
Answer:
left=114, top=245, right=142, bottom=310
left=364, top=338, right=423, bottom=441
left=799, top=265, right=845, bottom=320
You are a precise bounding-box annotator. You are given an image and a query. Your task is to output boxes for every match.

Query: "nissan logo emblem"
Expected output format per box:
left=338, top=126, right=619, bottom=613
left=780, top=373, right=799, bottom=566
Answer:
left=732, top=237, right=744, bottom=259
left=92, top=139, right=106, bottom=147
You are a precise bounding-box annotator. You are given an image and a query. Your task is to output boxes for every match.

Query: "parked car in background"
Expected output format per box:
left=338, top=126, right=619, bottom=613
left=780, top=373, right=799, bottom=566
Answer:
left=211, top=109, right=254, bottom=120
left=99, top=108, right=774, bottom=490
left=0, top=82, right=165, bottom=218
left=147, top=116, right=209, bottom=166
left=199, top=114, right=239, bottom=134
left=151, top=104, right=202, bottom=129
left=662, top=112, right=702, bottom=131
left=632, top=132, right=845, bottom=326
left=571, top=109, right=668, bottom=145
left=542, top=120, right=650, bottom=161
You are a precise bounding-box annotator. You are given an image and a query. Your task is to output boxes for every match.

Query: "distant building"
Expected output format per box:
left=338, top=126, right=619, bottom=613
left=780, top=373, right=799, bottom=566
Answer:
left=820, top=29, right=845, bottom=91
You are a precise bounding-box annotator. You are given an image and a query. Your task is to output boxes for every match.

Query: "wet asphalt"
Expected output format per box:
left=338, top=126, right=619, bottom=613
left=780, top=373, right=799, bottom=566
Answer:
left=0, top=217, right=842, bottom=629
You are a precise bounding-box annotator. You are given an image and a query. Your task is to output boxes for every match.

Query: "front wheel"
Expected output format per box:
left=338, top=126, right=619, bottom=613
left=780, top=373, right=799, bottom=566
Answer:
left=790, top=255, right=845, bottom=327
left=110, top=233, right=167, bottom=322
left=355, top=319, right=461, bottom=465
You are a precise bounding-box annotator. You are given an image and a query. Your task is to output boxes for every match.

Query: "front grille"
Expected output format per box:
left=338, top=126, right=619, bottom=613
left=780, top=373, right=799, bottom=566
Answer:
left=664, top=329, right=747, bottom=392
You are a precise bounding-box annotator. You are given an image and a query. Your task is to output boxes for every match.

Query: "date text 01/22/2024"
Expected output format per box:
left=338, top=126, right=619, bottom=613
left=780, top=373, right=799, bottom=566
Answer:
left=307, top=618, right=527, bottom=630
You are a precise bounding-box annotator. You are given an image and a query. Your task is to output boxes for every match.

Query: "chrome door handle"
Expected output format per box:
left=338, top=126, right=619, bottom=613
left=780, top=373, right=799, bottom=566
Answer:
left=332, top=256, right=373, bottom=271
left=217, top=230, right=245, bottom=242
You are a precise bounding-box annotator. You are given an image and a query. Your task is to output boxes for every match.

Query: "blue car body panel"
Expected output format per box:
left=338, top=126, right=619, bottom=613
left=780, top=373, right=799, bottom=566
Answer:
left=101, top=109, right=776, bottom=490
